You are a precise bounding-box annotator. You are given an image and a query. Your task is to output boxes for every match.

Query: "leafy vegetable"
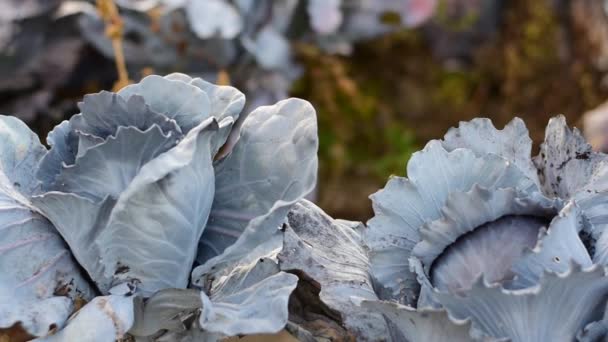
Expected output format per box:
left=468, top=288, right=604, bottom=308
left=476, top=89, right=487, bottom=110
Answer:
left=0, top=116, right=95, bottom=339
left=360, top=116, right=608, bottom=340
left=8, top=69, right=606, bottom=341
left=0, top=73, right=318, bottom=341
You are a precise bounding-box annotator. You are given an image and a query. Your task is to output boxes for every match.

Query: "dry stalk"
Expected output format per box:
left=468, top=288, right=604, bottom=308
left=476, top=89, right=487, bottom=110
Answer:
left=96, top=0, right=131, bottom=91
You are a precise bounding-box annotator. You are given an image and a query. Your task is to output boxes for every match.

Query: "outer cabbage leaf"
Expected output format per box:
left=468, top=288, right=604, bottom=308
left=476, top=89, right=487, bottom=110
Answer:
left=533, top=116, right=608, bottom=267
left=199, top=248, right=297, bottom=337
left=443, top=117, right=540, bottom=187
left=193, top=98, right=318, bottom=277
left=434, top=265, right=608, bottom=341
left=33, top=118, right=220, bottom=296
left=278, top=200, right=389, bottom=341
left=578, top=301, right=608, bottom=342
left=0, top=116, right=95, bottom=337
left=36, top=90, right=183, bottom=191
left=36, top=292, right=135, bottom=342
left=360, top=301, right=488, bottom=342
left=36, top=120, right=77, bottom=190
left=130, top=247, right=296, bottom=340
left=534, top=115, right=606, bottom=199
left=1, top=297, right=73, bottom=339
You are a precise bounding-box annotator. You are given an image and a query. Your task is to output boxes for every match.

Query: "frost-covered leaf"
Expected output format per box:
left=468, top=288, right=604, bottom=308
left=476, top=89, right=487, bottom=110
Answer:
left=278, top=200, right=389, bottom=341
left=0, top=116, right=95, bottom=337
left=533, top=115, right=608, bottom=265
left=534, top=115, right=608, bottom=199
left=194, top=98, right=318, bottom=274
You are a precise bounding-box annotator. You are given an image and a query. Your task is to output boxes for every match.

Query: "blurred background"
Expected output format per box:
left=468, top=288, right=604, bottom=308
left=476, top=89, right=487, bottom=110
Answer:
left=3, top=0, right=608, bottom=221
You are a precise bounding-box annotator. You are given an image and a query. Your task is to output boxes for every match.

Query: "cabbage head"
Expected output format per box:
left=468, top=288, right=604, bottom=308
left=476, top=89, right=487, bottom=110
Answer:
left=0, top=73, right=318, bottom=341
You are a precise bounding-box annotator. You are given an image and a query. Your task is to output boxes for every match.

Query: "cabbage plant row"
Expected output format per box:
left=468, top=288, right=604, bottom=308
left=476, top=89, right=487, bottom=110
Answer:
left=3, top=73, right=608, bottom=341
left=0, top=0, right=437, bottom=125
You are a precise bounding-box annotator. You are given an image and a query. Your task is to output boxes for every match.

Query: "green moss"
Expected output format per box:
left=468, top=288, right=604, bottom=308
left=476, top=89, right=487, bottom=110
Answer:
left=434, top=0, right=481, bottom=31
left=432, top=70, right=479, bottom=110
left=371, top=125, right=417, bottom=178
